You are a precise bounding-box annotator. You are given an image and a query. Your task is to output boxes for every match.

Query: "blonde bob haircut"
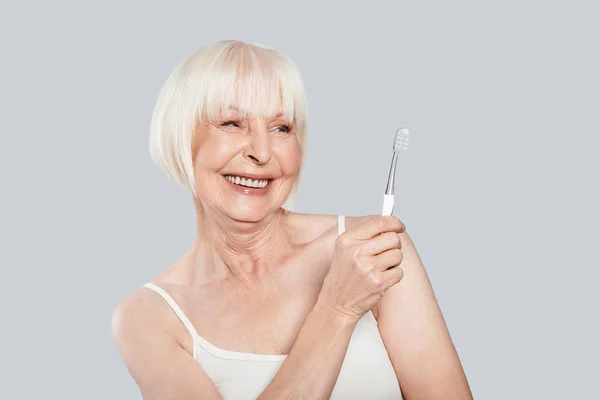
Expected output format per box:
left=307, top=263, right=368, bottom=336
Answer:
left=149, top=40, right=308, bottom=202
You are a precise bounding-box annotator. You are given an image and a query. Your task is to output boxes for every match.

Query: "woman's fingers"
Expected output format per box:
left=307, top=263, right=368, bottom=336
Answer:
left=351, top=216, right=405, bottom=241
left=380, top=264, right=405, bottom=289
left=371, top=248, right=404, bottom=272
left=361, top=231, right=402, bottom=256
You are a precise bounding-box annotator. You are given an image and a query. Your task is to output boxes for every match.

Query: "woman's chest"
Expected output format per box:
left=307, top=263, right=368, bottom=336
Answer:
left=184, top=257, right=331, bottom=355
left=193, top=279, right=324, bottom=355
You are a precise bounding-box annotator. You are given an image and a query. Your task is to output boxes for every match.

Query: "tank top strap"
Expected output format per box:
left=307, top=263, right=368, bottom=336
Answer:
left=338, top=215, right=346, bottom=237
left=143, top=282, right=199, bottom=359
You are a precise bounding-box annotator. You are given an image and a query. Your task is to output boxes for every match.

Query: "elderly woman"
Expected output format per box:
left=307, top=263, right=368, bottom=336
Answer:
left=112, top=40, right=472, bottom=400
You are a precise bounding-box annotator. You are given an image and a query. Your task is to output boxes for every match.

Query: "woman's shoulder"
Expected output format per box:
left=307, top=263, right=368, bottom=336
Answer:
left=112, top=286, right=170, bottom=353
left=284, top=211, right=340, bottom=243
left=112, top=284, right=177, bottom=336
left=112, top=281, right=197, bottom=356
left=284, top=210, right=380, bottom=239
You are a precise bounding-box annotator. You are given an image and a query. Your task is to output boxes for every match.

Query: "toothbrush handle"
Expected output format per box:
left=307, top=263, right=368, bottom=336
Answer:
left=382, top=194, right=395, bottom=216
left=385, top=154, right=399, bottom=195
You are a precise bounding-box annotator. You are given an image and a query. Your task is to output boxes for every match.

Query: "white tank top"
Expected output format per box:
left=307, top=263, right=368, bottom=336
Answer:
left=143, top=215, right=403, bottom=399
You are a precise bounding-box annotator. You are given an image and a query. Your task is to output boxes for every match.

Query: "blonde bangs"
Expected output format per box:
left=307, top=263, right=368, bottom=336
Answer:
left=200, top=44, right=301, bottom=126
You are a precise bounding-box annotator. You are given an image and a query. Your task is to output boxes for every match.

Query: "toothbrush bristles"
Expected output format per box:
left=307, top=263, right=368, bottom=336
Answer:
left=393, top=127, right=410, bottom=154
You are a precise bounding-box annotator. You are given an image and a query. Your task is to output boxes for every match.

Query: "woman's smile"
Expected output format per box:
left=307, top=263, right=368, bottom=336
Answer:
left=222, top=173, right=274, bottom=196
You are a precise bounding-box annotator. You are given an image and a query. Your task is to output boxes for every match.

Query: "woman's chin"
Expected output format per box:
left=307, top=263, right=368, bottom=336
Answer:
left=223, top=201, right=273, bottom=223
left=228, top=210, right=269, bottom=223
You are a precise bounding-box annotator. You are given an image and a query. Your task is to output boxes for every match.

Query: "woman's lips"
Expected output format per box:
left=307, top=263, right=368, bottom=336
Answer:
left=222, top=175, right=272, bottom=196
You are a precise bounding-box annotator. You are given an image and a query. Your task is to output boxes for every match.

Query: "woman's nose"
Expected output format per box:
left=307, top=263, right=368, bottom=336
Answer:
left=243, top=130, right=272, bottom=165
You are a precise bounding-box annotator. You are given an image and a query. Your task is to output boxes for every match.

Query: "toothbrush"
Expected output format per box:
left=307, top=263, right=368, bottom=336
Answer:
left=382, top=127, right=410, bottom=216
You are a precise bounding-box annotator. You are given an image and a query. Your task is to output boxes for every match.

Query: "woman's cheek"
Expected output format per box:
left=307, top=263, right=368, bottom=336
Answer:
left=278, top=140, right=301, bottom=173
left=198, top=136, right=238, bottom=168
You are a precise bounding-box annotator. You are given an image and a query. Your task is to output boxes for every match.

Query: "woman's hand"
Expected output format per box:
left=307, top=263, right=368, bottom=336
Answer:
left=317, top=216, right=407, bottom=322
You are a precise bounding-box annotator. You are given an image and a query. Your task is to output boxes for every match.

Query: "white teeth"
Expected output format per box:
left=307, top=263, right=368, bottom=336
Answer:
left=225, top=175, right=269, bottom=188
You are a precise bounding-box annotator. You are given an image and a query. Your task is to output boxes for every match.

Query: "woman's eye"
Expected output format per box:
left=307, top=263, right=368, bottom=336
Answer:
left=273, top=124, right=292, bottom=133
left=221, top=120, right=240, bottom=128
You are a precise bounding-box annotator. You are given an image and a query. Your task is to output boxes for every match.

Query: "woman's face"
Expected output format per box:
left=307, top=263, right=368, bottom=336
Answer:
left=192, top=105, right=301, bottom=222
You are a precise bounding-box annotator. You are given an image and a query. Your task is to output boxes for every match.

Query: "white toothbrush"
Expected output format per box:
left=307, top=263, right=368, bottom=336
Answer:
left=382, top=128, right=410, bottom=216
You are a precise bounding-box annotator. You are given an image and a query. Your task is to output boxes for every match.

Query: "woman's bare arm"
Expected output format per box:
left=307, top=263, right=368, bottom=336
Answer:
left=376, top=230, right=473, bottom=400
left=112, top=290, right=358, bottom=400
left=256, top=299, right=358, bottom=399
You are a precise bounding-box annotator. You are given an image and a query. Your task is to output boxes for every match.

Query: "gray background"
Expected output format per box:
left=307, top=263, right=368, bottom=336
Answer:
left=1, top=0, right=598, bottom=399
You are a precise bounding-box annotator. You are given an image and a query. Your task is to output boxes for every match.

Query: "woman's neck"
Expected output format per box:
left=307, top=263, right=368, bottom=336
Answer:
left=186, top=206, right=296, bottom=286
